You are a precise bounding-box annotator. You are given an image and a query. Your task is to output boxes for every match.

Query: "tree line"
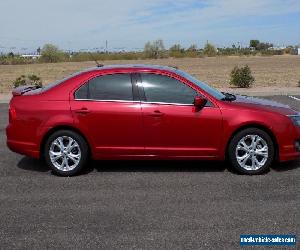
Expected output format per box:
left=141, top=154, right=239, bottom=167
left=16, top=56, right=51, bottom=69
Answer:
left=0, top=40, right=297, bottom=65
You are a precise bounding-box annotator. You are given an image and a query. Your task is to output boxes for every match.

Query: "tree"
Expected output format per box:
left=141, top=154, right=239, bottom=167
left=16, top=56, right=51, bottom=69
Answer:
left=187, top=44, right=197, bottom=52
left=169, top=44, right=185, bottom=58
left=250, top=40, right=260, bottom=50
left=169, top=44, right=182, bottom=52
left=250, top=40, right=260, bottom=49
left=257, top=42, right=273, bottom=50
left=203, top=42, right=217, bottom=56
left=40, top=44, right=64, bottom=63
left=144, top=39, right=165, bottom=59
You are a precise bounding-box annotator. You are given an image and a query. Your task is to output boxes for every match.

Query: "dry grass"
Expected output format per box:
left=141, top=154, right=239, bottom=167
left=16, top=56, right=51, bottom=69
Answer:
left=0, top=55, right=300, bottom=93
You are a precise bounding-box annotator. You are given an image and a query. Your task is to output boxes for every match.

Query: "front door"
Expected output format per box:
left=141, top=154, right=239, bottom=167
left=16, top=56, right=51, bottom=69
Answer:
left=139, top=73, right=222, bottom=158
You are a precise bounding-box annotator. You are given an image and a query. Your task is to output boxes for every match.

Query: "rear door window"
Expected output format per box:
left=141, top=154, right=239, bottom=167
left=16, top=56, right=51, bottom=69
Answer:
left=75, top=73, right=133, bottom=101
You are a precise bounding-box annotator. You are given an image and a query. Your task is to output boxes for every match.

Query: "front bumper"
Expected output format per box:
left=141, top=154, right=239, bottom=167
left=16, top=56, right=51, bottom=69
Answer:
left=280, top=151, right=300, bottom=161
left=278, top=126, right=300, bottom=161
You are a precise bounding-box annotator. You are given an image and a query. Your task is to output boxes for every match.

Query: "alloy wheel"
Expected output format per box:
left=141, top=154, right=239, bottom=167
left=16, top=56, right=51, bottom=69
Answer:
left=235, top=134, right=268, bottom=171
left=49, top=136, right=81, bottom=171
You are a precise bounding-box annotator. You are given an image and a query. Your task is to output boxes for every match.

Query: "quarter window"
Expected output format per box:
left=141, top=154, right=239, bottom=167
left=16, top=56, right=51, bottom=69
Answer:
left=141, top=73, right=198, bottom=104
left=75, top=74, right=133, bottom=101
left=75, top=83, right=88, bottom=99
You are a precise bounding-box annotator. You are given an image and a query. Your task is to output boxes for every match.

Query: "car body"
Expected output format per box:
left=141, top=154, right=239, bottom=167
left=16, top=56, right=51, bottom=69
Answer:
left=6, top=64, right=300, bottom=176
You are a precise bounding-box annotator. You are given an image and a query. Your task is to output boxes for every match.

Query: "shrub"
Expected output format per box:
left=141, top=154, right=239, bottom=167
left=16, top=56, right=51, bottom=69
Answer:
left=0, top=55, right=35, bottom=65
left=230, top=65, right=255, bottom=88
left=144, top=39, right=166, bottom=59
left=13, top=74, right=42, bottom=88
left=203, top=43, right=217, bottom=57
left=40, top=44, right=65, bottom=63
left=169, top=44, right=185, bottom=58
left=13, top=75, right=26, bottom=87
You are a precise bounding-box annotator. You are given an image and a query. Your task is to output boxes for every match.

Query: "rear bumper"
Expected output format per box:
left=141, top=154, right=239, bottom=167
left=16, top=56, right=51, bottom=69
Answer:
left=6, top=123, right=40, bottom=158
left=6, top=139, right=40, bottom=158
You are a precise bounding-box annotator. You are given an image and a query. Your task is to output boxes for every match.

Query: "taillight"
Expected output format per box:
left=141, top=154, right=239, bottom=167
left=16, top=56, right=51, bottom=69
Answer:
left=9, top=105, right=17, bottom=123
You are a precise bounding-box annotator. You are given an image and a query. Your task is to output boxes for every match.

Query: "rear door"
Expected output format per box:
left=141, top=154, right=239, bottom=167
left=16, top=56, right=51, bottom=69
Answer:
left=138, top=72, right=223, bottom=158
left=70, top=73, right=144, bottom=158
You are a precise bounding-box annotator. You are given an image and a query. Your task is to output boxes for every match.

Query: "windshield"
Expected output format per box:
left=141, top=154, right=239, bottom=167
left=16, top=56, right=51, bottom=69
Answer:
left=175, top=69, right=225, bottom=100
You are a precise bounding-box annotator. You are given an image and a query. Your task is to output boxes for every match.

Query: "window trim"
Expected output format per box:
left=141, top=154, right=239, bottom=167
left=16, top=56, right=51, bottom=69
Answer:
left=73, top=99, right=140, bottom=103
left=140, top=100, right=213, bottom=107
left=74, top=72, right=136, bottom=102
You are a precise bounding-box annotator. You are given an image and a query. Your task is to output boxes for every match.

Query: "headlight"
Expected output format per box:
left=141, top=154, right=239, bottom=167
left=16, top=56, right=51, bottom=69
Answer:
left=288, top=115, right=300, bottom=126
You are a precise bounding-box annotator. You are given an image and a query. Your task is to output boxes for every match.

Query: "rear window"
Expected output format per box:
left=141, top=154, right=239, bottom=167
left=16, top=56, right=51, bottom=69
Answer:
left=42, top=71, right=83, bottom=92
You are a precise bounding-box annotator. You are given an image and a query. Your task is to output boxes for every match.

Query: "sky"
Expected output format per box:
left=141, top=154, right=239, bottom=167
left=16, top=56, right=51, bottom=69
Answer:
left=0, top=0, right=299, bottom=53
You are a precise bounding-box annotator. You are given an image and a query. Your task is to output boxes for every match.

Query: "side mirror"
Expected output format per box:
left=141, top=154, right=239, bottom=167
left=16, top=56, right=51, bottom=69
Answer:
left=193, top=96, right=207, bottom=110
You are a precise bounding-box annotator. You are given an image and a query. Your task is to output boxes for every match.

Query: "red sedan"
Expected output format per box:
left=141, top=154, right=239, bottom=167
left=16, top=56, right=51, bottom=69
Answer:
left=6, top=65, right=300, bottom=176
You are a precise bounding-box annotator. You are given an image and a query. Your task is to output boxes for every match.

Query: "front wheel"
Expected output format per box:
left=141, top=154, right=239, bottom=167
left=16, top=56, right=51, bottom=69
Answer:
left=228, top=128, right=275, bottom=175
left=44, top=130, right=89, bottom=176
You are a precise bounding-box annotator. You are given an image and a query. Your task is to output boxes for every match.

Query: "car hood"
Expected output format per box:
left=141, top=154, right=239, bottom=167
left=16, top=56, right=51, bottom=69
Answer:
left=230, top=95, right=297, bottom=115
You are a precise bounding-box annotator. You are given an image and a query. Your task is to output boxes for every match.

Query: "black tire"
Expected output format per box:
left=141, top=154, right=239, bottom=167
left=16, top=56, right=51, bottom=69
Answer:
left=44, top=130, right=89, bottom=176
left=228, top=128, right=275, bottom=175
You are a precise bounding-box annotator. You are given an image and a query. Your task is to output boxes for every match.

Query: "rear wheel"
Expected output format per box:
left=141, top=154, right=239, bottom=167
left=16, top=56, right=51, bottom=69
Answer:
left=228, top=128, right=275, bottom=175
left=44, top=130, right=88, bottom=176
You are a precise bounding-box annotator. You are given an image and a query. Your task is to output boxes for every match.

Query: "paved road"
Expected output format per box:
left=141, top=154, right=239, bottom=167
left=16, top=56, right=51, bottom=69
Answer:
left=0, top=96, right=299, bottom=249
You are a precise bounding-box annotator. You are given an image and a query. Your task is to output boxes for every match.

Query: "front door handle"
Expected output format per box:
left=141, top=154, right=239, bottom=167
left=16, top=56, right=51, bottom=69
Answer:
left=148, top=110, right=164, bottom=117
left=74, top=107, right=91, bottom=115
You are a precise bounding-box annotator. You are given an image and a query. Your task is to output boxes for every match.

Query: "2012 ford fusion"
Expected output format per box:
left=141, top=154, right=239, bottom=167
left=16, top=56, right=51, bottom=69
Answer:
left=6, top=65, right=300, bottom=176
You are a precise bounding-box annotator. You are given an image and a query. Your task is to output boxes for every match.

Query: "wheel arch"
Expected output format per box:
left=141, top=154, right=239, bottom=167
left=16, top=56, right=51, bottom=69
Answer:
left=225, top=124, right=279, bottom=161
left=40, top=125, right=92, bottom=158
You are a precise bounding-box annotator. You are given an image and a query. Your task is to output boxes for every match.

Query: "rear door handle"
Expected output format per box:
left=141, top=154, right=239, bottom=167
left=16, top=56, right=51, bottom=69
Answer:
left=148, top=110, right=164, bottom=117
left=74, top=107, right=91, bottom=114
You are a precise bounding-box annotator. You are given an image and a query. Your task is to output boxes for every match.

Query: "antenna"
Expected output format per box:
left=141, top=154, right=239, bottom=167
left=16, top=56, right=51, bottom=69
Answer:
left=88, top=52, right=103, bottom=67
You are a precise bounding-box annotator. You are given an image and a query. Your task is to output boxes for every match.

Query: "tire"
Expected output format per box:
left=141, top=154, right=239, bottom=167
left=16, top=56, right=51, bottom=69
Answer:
left=44, top=130, right=89, bottom=176
left=228, top=128, right=275, bottom=175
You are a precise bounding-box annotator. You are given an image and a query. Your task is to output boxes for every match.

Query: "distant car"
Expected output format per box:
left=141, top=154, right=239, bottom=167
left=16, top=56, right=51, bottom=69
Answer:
left=6, top=65, right=300, bottom=176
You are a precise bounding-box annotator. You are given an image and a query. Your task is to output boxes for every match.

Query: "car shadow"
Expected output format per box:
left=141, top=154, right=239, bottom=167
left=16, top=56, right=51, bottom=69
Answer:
left=271, top=159, right=300, bottom=172
left=17, top=157, right=300, bottom=175
left=17, top=157, right=50, bottom=173
left=17, top=157, right=227, bottom=174
left=92, top=160, right=227, bottom=173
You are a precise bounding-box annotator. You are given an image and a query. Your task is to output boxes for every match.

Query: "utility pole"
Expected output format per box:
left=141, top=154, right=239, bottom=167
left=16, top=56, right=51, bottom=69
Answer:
left=105, top=40, right=108, bottom=53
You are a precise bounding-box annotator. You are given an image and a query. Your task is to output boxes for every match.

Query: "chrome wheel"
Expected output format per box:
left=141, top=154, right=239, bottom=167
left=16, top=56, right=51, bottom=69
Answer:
left=49, top=136, right=81, bottom=172
left=235, top=134, right=268, bottom=171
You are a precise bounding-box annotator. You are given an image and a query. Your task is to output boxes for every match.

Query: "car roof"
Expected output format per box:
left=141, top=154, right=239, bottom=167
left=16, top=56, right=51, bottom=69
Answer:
left=80, top=64, right=179, bottom=74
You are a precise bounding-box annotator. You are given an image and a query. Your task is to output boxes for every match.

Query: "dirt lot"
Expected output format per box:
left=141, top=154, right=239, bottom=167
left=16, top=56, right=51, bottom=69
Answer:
left=0, top=55, right=300, bottom=94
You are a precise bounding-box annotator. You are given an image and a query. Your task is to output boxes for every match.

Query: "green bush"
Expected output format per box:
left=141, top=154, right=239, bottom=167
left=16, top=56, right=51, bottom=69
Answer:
left=40, top=44, right=66, bottom=63
left=13, top=74, right=42, bottom=88
left=230, top=65, right=255, bottom=88
left=0, top=55, right=35, bottom=65
left=203, top=43, right=217, bottom=57
left=144, top=39, right=166, bottom=59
